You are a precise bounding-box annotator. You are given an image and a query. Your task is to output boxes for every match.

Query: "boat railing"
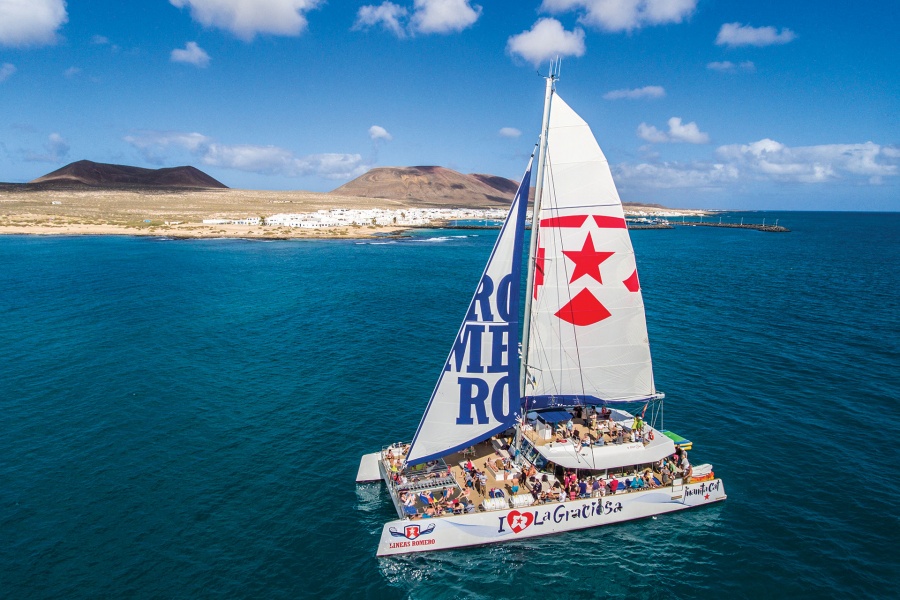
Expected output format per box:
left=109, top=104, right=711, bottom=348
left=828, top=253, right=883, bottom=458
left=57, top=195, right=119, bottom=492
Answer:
left=396, top=475, right=455, bottom=492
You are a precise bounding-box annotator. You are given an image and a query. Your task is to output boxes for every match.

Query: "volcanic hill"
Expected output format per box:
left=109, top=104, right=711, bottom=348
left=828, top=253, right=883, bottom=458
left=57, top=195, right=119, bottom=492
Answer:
left=29, top=160, right=227, bottom=189
left=330, top=166, right=521, bottom=207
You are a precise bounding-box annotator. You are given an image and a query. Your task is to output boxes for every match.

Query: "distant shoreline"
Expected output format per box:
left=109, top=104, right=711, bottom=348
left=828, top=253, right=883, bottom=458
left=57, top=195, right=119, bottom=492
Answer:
left=0, top=186, right=714, bottom=240
left=0, top=223, right=413, bottom=240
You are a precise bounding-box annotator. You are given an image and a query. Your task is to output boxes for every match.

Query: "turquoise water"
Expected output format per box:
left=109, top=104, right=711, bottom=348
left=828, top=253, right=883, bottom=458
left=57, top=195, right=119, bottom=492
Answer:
left=1, top=212, right=898, bottom=599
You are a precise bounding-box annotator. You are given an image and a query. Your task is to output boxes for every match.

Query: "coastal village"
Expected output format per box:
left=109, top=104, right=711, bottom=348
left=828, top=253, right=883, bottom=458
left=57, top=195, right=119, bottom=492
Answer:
left=202, top=206, right=703, bottom=229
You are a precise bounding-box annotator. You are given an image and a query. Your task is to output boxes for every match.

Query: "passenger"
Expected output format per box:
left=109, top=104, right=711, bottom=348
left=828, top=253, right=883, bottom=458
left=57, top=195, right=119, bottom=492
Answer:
left=579, top=480, right=588, bottom=498
left=683, top=455, right=693, bottom=482
left=591, top=478, right=601, bottom=497
left=402, top=492, right=417, bottom=516
left=609, top=478, right=619, bottom=494
left=531, top=479, right=542, bottom=501
left=465, top=459, right=474, bottom=473
left=556, top=487, right=566, bottom=502
left=630, top=476, right=644, bottom=490
left=597, top=478, right=606, bottom=497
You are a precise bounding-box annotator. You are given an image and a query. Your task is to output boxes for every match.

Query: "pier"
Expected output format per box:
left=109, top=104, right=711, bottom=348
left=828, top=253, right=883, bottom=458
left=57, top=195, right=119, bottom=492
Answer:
left=431, top=218, right=789, bottom=233
left=674, top=217, right=790, bottom=232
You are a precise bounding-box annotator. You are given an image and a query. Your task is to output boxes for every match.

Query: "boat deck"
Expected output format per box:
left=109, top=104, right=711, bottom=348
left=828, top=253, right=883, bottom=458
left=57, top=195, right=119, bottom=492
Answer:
left=380, top=416, right=704, bottom=521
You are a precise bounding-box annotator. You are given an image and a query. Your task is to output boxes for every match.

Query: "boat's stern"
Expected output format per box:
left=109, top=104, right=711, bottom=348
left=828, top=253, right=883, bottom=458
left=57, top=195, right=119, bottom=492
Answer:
left=356, top=451, right=383, bottom=483
left=679, top=478, right=727, bottom=505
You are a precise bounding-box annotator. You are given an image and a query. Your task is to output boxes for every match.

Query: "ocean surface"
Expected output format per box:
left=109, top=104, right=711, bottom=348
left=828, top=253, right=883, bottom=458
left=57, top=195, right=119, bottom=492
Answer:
left=1, top=211, right=898, bottom=599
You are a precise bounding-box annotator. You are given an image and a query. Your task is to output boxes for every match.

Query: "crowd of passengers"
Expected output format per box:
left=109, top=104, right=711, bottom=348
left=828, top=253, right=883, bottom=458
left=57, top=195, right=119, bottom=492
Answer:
left=530, top=410, right=653, bottom=448
left=398, top=486, right=476, bottom=519
left=461, top=445, right=694, bottom=504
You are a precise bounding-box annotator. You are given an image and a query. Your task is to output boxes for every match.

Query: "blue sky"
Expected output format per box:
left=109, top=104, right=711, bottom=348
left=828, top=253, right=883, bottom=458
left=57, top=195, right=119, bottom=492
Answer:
left=0, top=0, right=897, bottom=210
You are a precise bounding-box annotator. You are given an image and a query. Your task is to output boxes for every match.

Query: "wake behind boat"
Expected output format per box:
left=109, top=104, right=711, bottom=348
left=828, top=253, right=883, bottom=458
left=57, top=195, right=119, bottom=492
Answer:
left=356, top=66, right=726, bottom=556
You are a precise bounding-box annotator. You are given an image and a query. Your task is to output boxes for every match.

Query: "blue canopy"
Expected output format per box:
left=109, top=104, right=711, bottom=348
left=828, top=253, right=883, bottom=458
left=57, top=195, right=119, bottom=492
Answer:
left=535, top=410, right=572, bottom=424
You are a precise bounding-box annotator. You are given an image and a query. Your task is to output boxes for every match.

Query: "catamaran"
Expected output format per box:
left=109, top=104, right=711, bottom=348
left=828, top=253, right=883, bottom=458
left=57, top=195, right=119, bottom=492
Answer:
left=356, top=66, right=726, bottom=556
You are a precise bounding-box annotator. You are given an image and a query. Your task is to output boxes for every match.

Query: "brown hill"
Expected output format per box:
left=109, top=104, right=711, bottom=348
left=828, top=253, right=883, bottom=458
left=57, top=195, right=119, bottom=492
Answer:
left=330, top=166, right=519, bottom=207
left=29, top=160, right=227, bottom=189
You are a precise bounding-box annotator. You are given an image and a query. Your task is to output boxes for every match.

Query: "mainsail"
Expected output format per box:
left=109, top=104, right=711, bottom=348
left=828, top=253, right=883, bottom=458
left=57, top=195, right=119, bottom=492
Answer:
left=524, top=94, right=656, bottom=406
left=405, top=160, right=532, bottom=466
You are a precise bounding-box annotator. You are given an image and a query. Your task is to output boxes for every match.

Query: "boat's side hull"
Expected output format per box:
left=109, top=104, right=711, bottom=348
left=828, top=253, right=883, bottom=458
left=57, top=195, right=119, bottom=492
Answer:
left=376, top=479, right=725, bottom=556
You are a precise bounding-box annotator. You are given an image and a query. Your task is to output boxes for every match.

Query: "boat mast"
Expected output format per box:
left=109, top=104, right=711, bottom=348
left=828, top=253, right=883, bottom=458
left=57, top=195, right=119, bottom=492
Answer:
left=519, top=61, right=559, bottom=397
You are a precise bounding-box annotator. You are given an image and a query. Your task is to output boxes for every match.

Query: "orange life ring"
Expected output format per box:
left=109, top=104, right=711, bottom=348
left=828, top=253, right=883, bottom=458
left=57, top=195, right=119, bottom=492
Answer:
left=648, top=430, right=655, bottom=440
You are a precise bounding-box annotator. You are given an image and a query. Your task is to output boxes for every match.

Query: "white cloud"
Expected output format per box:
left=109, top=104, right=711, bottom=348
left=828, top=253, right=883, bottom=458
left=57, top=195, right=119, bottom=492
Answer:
left=668, top=117, right=709, bottom=144
left=716, top=23, right=796, bottom=48
left=540, top=0, right=696, bottom=33
left=64, top=66, right=81, bottom=78
left=499, top=127, right=522, bottom=138
left=0, top=0, right=67, bottom=47
left=507, top=18, right=585, bottom=66
left=369, top=125, right=393, bottom=141
left=410, top=0, right=481, bottom=34
left=25, top=132, right=70, bottom=163
left=614, top=161, right=739, bottom=190
left=615, top=139, right=900, bottom=192
left=355, top=0, right=480, bottom=37
left=706, top=60, right=755, bottom=73
left=637, top=123, right=668, bottom=143
left=603, top=85, right=665, bottom=100
left=123, top=130, right=369, bottom=179
left=91, top=34, right=110, bottom=45
left=170, top=0, right=322, bottom=41
left=171, top=42, right=211, bottom=67
left=638, top=117, right=709, bottom=144
left=716, top=139, right=897, bottom=183
left=0, top=63, right=16, bottom=82
left=353, top=2, right=408, bottom=37
left=123, top=132, right=211, bottom=164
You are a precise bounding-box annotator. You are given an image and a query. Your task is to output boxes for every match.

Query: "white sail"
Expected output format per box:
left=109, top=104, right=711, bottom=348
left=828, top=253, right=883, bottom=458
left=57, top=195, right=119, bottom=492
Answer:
left=524, top=95, right=655, bottom=406
left=405, top=160, right=532, bottom=466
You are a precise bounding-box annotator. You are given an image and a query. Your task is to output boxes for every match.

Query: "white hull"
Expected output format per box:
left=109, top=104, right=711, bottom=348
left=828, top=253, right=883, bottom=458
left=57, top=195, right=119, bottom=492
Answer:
left=375, top=478, right=725, bottom=556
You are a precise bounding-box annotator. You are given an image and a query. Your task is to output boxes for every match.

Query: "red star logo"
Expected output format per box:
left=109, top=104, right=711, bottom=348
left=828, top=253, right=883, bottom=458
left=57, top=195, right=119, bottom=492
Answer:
left=562, top=233, right=614, bottom=284
left=704, top=493, right=710, bottom=500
